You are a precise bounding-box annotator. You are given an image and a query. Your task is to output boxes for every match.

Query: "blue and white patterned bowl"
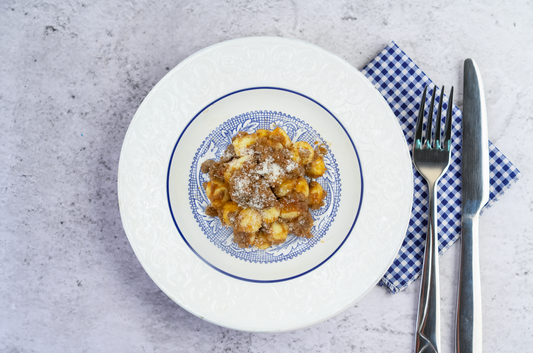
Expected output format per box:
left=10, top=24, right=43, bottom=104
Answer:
left=189, top=110, right=341, bottom=263
left=167, top=87, right=363, bottom=282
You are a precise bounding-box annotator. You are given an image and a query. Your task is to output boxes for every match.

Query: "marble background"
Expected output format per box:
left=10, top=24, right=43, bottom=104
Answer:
left=1, top=0, right=532, bottom=352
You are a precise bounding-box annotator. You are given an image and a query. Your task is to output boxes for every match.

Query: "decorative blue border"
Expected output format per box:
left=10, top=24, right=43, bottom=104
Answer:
left=166, top=87, right=364, bottom=283
left=187, top=110, right=341, bottom=263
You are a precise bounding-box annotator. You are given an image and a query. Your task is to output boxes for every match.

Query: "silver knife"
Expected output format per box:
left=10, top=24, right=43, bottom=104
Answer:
left=456, top=59, right=490, bottom=353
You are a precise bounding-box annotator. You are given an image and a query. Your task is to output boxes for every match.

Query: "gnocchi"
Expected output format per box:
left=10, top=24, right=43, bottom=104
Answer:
left=201, top=126, right=328, bottom=249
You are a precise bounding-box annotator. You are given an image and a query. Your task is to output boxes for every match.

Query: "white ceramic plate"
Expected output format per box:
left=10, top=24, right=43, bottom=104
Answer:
left=118, top=37, right=413, bottom=332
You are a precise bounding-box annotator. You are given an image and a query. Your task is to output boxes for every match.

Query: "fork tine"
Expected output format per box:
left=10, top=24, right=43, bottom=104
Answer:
left=415, top=85, right=428, bottom=145
left=443, top=86, right=454, bottom=148
left=425, top=87, right=437, bottom=146
left=435, top=86, right=445, bottom=149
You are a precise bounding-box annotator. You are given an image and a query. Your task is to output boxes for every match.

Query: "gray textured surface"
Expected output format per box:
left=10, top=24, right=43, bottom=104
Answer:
left=1, top=0, right=532, bottom=352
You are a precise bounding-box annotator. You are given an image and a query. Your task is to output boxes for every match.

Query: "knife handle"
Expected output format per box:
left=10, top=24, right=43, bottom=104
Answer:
left=415, top=183, right=441, bottom=353
left=456, top=214, right=482, bottom=353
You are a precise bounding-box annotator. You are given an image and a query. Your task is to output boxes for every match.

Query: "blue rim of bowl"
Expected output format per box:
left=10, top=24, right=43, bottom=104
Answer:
left=166, top=86, right=364, bottom=283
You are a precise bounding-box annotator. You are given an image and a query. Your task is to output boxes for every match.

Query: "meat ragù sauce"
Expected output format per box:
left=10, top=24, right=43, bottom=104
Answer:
left=201, top=127, right=328, bottom=249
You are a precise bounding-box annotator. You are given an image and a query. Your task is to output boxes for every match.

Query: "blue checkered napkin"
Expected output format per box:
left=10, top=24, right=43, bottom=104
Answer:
left=361, top=42, right=522, bottom=294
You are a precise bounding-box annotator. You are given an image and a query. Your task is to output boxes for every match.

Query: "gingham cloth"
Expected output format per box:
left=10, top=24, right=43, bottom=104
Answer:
left=361, top=42, right=522, bottom=293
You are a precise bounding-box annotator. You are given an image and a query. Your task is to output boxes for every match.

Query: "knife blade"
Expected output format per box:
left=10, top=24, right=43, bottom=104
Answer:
left=456, top=58, right=490, bottom=353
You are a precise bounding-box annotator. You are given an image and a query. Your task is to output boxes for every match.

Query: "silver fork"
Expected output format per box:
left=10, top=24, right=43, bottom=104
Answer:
left=413, top=85, right=454, bottom=353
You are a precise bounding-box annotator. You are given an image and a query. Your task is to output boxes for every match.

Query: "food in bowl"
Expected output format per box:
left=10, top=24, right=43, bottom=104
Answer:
left=200, top=126, right=328, bottom=249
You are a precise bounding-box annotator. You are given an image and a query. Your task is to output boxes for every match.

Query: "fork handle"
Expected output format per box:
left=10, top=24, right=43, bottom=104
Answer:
left=415, top=182, right=441, bottom=353
left=456, top=215, right=482, bottom=353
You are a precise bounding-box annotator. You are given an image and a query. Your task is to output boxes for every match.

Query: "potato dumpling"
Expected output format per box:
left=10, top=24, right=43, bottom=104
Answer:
left=308, top=181, right=326, bottom=209
left=270, top=127, right=292, bottom=148
left=224, top=155, right=252, bottom=182
left=294, top=176, right=309, bottom=198
left=205, top=179, right=230, bottom=208
left=222, top=201, right=241, bottom=226
left=233, top=133, right=257, bottom=156
left=253, top=231, right=271, bottom=250
left=267, top=221, right=289, bottom=245
left=291, top=141, right=315, bottom=165
left=280, top=203, right=301, bottom=220
left=261, top=206, right=280, bottom=224
left=237, top=208, right=262, bottom=233
left=266, top=140, right=283, bottom=151
left=305, top=155, right=326, bottom=178
left=256, top=129, right=271, bottom=139
left=274, top=178, right=297, bottom=197
left=201, top=126, right=329, bottom=249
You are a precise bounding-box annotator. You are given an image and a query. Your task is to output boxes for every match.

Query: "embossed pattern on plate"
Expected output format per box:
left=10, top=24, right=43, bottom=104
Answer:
left=118, top=37, right=413, bottom=332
